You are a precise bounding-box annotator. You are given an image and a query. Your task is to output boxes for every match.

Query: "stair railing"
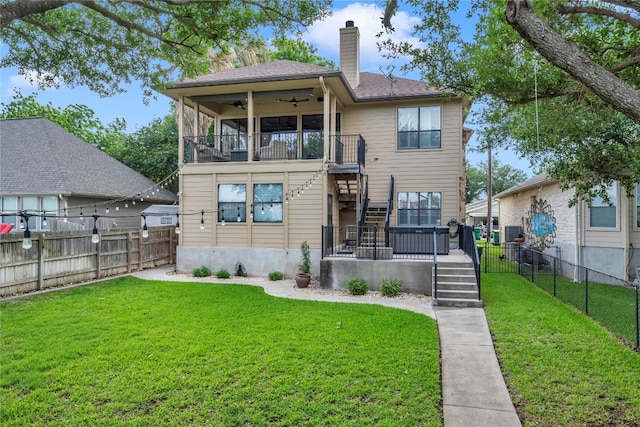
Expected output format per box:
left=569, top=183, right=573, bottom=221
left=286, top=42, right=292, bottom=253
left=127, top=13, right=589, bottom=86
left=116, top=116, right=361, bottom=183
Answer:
left=433, top=228, right=438, bottom=299
left=357, top=177, right=369, bottom=247
left=384, top=175, right=394, bottom=247
left=460, top=225, right=481, bottom=300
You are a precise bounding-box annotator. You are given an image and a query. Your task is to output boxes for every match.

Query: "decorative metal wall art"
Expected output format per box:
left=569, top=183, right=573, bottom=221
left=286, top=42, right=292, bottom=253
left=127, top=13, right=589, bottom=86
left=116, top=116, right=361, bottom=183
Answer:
left=526, top=198, right=556, bottom=250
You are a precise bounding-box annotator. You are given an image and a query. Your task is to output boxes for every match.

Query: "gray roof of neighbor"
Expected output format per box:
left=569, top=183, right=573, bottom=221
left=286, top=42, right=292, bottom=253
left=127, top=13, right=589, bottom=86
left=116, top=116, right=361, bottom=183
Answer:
left=169, top=60, right=446, bottom=101
left=142, top=205, right=180, bottom=215
left=494, top=173, right=555, bottom=198
left=0, top=117, right=177, bottom=202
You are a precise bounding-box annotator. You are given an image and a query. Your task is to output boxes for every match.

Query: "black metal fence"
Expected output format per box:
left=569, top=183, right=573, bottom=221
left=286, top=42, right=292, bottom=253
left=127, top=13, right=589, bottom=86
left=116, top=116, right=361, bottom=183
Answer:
left=479, top=241, right=639, bottom=350
left=321, top=225, right=450, bottom=260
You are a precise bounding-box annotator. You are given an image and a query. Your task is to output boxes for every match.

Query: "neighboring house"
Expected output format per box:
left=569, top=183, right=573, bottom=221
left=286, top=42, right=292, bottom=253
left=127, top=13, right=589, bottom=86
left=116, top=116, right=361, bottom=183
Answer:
left=465, top=198, right=499, bottom=228
left=161, top=21, right=471, bottom=277
left=141, top=205, right=180, bottom=227
left=0, top=117, right=178, bottom=232
left=495, top=172, right=639, bottom=281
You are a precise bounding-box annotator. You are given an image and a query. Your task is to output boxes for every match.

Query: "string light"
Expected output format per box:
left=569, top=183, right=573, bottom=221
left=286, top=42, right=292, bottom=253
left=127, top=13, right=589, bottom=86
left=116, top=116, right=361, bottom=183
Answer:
left=105, top=207, right=109, bottom=214
left=236, top=206, right=241, bottom=222
left=125, top=201, right=129, bottom=208
left=201, top=210, right=206, bottom=229
left=42, top=211, right=48, bottom=228
left=250, top=204, right=253, bottom=219
left=142, top=214, right=149, bottom=239
left=91, top=208, right=100, bottom=244
left=261, top=204, right=265, bottom=215
left=220, top=209, right=224, bottom=226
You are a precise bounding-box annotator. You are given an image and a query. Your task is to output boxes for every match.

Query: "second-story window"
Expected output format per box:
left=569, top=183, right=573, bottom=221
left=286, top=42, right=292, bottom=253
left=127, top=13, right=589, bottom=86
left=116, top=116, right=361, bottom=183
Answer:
left=397, top=106, right=441, bottom=150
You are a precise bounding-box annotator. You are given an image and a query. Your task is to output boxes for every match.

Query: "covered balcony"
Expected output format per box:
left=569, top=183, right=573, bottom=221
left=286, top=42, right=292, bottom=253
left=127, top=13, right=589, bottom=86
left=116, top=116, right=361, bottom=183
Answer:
left=183, top=132, right=365, bottom=166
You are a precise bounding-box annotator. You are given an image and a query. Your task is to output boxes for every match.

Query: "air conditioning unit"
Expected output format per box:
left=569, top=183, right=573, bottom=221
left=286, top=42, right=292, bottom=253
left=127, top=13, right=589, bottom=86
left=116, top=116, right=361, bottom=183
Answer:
left=504, top=226, right=523, bottom=242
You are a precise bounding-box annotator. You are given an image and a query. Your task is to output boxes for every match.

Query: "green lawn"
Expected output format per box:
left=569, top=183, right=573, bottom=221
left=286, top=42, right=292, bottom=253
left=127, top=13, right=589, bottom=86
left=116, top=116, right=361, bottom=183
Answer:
left=483, top=273, right=640, bottom=426
left=0, top=277, right=441, bottom=427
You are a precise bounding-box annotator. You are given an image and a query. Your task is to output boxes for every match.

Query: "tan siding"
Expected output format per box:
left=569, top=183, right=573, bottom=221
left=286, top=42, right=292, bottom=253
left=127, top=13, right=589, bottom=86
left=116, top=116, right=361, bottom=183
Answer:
left=287, top=172, right=323, bottom=248
left=182, top=174, right=214, bottom=245
left=342, top=100, right=463, bottom=225
left=216, top=224, right=248, bottom=246
left=251, top=225, right=286, bottom=248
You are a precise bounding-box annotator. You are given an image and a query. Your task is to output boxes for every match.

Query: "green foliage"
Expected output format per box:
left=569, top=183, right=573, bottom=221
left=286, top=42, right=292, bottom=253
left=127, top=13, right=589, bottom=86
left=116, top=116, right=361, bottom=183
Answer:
left=269, top=36, right=335, bottom=68
left=383, top=1, right=640, bottom=202
left=0, top=92, right=126, bottom=153
left=268, top=271, right=284, bottom=281
left=380, top=278, right=403, bottom=297
left=215, top=269, right=230, bottom=279
left=0, top=277, right=441, bottom=425
left=192, top=266, right=211, bottom=277
left=299, top=240, right=311, bottom=274
left=346, top=278, right=369, bottom=295
left=466, top=158, right=528, bottom=202
left=0, top=1, right=331, bottom=99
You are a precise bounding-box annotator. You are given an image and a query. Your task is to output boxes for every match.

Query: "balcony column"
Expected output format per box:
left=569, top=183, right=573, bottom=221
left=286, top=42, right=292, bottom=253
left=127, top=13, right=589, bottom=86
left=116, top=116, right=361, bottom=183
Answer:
left=178, top=95, right=185, bottom=166
left=247, top=90, right=254, bottom=162
left=320, top=77, right=330, bottom=161
left=330, top=94, right=337, bottom=158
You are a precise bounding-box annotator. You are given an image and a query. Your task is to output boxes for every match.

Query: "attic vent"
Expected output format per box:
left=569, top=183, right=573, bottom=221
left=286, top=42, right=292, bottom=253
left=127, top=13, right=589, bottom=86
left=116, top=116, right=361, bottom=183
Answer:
left=345, top=20, right=354, bottom=27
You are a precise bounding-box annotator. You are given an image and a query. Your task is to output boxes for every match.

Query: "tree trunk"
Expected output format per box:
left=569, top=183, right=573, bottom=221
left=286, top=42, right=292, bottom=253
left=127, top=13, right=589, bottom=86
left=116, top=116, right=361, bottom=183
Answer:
left=0, top=0, right=72, bottom=28
left=505, top=0, right=640, bottom=124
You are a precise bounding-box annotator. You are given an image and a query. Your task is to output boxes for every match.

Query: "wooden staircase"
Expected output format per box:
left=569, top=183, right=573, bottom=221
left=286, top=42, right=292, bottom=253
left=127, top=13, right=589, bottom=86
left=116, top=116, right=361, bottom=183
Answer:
left=361, top=202, right=387, bottom=246
left=433, top=261, right=483, bottom=307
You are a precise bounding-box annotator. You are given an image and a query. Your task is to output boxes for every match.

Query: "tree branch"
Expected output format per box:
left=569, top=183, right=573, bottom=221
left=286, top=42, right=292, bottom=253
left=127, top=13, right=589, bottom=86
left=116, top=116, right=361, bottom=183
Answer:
left=609, top=55, right=640, bottom=73
left=602, top=0, right=640, bottom=14
left=556, top=4, right=640, bottom=30
left=505, top=0, right=640, bottom=124
left=0, top=0, right=75, bottom=29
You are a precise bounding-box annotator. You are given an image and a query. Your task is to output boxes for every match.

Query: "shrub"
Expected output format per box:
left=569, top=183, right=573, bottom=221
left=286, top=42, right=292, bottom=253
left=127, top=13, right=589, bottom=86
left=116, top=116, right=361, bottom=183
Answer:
left=268, top=271, right=284, bottom=281
left=215, top=269, right=231, bottom=279
left=380, top=278, right=403, bottom=297
left=346, top=277, right=368, bottom=295
left=299, top=241, right=311, bottom=274
left=192, top=266, right=211, bottom=277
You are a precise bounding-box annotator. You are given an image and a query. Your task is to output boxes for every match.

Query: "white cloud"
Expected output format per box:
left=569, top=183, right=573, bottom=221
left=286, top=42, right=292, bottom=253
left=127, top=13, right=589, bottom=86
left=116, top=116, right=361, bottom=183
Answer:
left=1, top=69, right=62, bottom=99
left=305, top=2, right=422, bottom=76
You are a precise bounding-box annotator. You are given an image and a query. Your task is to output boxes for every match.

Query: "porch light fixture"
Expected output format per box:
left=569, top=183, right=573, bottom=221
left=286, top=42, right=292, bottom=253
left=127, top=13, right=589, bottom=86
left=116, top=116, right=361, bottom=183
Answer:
left=175, top=213, right=180, bottom=234
left=142, top=214, right=149, bottom=238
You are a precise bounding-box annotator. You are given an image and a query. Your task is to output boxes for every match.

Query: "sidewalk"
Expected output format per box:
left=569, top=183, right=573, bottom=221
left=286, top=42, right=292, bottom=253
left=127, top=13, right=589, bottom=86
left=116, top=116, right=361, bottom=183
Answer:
left=131, top=267, right=522, bottom=427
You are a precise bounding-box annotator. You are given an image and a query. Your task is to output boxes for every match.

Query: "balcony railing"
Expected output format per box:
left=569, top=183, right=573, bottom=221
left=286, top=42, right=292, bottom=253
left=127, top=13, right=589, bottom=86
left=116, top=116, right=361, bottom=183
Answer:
left=183, top=133, right=365, bottom=165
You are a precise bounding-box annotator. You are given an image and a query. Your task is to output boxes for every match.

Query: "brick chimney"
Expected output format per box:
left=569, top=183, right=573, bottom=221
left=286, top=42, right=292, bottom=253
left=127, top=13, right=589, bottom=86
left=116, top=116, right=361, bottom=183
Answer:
left=339, top=20, right=360, bottom=88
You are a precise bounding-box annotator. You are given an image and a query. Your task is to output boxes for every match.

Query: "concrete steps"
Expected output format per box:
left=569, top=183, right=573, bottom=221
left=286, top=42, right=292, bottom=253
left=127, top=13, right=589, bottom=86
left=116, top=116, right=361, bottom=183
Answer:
left=433, top=263, right=483, bottom=308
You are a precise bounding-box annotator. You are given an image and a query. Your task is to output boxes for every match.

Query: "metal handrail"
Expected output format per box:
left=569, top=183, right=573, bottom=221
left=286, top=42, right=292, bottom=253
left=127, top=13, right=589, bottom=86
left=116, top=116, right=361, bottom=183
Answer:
left=384, top=175, right=394, bottom=246
left=357, top=177, right=369, bottom=247
left=460, top=225, right=481, bottom=300
left=433, top=229, right=438, bottom=299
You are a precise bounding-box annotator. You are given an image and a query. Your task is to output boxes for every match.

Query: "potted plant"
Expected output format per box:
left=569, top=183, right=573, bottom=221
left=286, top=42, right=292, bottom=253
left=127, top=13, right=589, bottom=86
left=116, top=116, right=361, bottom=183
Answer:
left=295, top=240, right=311, bottom=288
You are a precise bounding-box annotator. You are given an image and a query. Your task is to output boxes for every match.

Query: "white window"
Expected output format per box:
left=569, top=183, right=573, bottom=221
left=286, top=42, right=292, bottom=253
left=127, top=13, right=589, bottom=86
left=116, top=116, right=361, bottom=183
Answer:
left=1, top=197, right=18, bottom=229
left=589, top=185, right=617, bottom=228
left=160, top=216, right=173, bottom=225
left=398, top=192, right=441, bottom=226
left=253, top=184, right=283, bottom=223
left=218, top=184, right=246, bottom=223
left=397, top=106, right=441, bottom=149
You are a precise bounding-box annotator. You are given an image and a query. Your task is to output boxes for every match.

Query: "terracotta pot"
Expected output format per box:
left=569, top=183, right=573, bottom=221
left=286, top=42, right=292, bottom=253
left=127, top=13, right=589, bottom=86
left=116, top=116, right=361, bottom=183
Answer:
left=295, top=273, right=311, bottom=288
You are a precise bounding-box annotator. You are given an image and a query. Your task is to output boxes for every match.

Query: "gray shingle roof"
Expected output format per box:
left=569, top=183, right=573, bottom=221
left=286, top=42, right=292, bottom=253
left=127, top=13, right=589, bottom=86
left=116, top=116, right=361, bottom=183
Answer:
left=494, top=172, right=555, bottom=198
left=0, top=117, right=177, bottom=202
left=353, top=72, right=443, bottom=100
left=172, top=60, right=342, bottom=88
left=169, top=60, right=447, bottom=102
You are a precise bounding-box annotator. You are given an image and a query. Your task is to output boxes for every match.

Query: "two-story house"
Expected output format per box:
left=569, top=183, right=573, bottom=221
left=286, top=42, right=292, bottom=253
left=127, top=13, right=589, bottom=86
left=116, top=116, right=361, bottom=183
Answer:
left=162, top=21, right=471, bottom=283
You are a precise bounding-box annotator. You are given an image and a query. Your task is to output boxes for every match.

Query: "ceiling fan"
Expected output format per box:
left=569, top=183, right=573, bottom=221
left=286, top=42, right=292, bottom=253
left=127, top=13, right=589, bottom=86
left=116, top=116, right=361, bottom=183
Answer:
left=224, top=100, right=246, bottom=110
left=279, top=97, right=309, bottom=108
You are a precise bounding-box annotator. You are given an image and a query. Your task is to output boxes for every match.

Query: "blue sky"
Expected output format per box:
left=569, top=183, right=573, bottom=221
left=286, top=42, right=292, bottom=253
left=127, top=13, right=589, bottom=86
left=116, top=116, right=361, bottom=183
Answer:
left=0, top=1, right=533, bottom=176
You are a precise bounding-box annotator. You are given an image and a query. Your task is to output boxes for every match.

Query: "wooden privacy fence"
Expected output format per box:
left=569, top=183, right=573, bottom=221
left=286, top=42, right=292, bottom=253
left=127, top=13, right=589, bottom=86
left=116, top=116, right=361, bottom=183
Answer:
left=0, top=227, right=177, bottom=297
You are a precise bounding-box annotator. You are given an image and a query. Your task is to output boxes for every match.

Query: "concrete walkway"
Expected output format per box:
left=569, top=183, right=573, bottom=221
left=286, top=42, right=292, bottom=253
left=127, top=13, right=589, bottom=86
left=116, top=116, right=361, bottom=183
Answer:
left=129, top=267, right=521, bottom=427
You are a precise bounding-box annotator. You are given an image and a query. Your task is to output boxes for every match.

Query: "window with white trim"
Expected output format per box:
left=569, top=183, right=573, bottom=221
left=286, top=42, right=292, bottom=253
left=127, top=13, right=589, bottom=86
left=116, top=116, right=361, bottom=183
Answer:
left=253, top=184, right=283, bottom=223
left=218, top=184, right=246, bottom=223
left=398, top=192, right=441, bottom=226
left=397, top=106, right=441, bottom=150
left=589, top=184, right=617, bottom=228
